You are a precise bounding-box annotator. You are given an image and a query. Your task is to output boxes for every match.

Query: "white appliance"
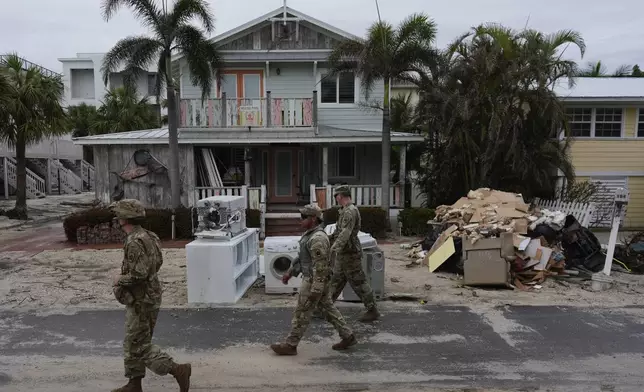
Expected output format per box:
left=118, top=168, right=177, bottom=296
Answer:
left=340, top=247, right=386, bottom=302
left=263, top=224, right=379, bottom=294
left=194, top=195, right=246, bottom=240
left=264, top=236, right=302, bottom=294
left=186, top=228, right=259, bottom=304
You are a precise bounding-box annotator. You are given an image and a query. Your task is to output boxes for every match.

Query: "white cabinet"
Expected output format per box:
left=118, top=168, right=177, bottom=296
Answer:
left=186, top=228, right=259, bottom=304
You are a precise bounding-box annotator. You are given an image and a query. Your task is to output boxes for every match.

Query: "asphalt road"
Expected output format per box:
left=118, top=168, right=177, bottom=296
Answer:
left=1, top=304, right=644, bottom=391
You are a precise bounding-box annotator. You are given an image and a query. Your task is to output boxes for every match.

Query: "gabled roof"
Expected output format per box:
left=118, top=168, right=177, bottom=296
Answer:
left=553, top=78, right=644, bottom=101
left=212, top=6, right=359, bottom=44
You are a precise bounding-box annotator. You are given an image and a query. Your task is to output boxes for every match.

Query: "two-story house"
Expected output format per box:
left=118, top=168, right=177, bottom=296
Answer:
left=58, top=52, right=167, bottom=117
left=72, top=6, right=424, bottom=236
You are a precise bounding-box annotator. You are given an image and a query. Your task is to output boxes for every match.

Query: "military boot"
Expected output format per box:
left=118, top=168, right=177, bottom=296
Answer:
left=111, top=377, right=143, bottom=392
left=332, top=334, right=357, bottom=350
left=169, top=363, right=191, bottom=392
left=359, top=307, right=381, bottom=322
left=270, top=342, right=297, bottom=355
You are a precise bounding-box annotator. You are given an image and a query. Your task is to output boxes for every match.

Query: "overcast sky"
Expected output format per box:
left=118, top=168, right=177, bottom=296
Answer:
left=0, top=0, right=641, bottom=73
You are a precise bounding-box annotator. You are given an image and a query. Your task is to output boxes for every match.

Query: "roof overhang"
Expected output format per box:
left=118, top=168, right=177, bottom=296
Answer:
left=559, top=97, right=644, bottom=103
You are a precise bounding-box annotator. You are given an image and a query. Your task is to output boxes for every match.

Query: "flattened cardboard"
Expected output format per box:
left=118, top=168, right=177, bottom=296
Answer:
left=428, top=236, right=456, bottom=273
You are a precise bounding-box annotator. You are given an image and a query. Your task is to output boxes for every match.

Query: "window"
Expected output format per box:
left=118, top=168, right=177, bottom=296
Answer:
left=594, top=108, right=622, bottom=137
left=638, top=110, right=644, bottom=137
left=566, top=108, right=591, bottom=137
left=332, top=146, right=356, bottom=177
left=147, top=73, right=157, bottom=95
left=565, top=107, right=622, bottom=138
left=320, top=72, right=355, bottom=104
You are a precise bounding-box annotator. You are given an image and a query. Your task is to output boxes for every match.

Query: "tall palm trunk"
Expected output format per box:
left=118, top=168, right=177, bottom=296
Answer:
left=14, top=135, right=28, bottom=219
left=165, top=56, right=181, bottom=209
left=381, top=80, right=391, bottom=218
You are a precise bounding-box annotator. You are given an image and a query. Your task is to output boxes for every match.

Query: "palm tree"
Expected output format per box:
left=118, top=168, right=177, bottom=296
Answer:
left=101, top=0, right=224, bottom=209
left=577, top=60, right=632, bottom=77
left=91, top=85, right=160, bottom=134
left=327, top=13, right=438, bottom=217
left=0, top=53, right=67, bottom=219
left=413, top=25, right=585, bottom=206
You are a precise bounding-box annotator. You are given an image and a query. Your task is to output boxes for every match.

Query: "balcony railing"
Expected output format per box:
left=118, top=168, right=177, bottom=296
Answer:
left=180, top=91, right=317, bottom=128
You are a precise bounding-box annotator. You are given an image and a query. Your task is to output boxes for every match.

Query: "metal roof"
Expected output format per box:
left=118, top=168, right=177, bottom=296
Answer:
left=550, top=78, right=644, bottom=101
left=72, top=126, right=424, bottom=145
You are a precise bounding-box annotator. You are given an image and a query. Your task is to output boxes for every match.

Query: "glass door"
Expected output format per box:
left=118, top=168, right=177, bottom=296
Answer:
left=270, top=150, right=297, bottom=203
left=241, top=74, right=262, bottom=126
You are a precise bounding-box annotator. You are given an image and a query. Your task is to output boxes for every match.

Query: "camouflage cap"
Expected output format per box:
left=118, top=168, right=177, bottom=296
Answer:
left=333, top=185, right=351, bottom=197
left=299, top=203, right=322, bottom=218
left=109, top=199, right=146, bottom=219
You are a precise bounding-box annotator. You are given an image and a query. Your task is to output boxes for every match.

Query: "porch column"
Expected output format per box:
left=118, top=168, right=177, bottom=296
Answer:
left=244, top=148, right=251, bottom=186
left=322, top=145, right=328, bottom=185
left=399, top=144, right=407, bottom=208
left=221, top=91, right=227, bottom=127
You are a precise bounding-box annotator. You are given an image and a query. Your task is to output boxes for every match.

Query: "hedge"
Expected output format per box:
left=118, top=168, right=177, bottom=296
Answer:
left=64, top=206, right=262, bottom=243
left=397, top=207, right=436, bottom=236
left=323, top=206, right=388, bottom=239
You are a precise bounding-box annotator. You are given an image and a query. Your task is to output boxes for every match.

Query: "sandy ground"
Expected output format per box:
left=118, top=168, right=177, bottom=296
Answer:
left=1, top=241, right=644, bottom=312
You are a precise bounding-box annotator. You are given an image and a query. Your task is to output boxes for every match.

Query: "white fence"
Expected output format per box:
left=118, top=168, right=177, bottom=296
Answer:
left=533, top=198, right=596, bottom=227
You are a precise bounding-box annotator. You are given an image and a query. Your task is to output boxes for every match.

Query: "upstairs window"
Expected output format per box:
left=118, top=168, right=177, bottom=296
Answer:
left=565, top=107, right=623, bottom=138
left=566, top=108, right=591, bottom=137
left=594, top=108, right=622, bottom=137
left=320, top=72, right=355, bottom=104
left=638, top=110, right=644, bottom=137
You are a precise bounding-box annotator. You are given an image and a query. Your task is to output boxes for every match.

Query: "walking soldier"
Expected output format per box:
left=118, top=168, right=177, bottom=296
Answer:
left=325, top=185, right=380, bottom=322
left=270, top=203, right=356, bottom=355
left=110, top=199, right=191, bottom=392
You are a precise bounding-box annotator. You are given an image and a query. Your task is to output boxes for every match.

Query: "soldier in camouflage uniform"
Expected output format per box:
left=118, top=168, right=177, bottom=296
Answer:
left=324, top=185, right=380, bottom=322
left=270, top=204, right=356, bottom=355
left=110, top=199, right=192, bottom=392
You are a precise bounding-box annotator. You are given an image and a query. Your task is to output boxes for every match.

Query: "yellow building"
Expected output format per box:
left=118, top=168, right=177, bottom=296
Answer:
left=555, top=78, right=644, bottom=229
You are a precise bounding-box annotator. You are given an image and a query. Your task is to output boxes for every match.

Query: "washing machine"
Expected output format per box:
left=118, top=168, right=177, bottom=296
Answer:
left=264, top=236, right=302, bottom=294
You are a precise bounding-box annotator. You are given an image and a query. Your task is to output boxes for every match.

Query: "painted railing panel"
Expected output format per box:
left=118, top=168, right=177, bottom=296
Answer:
left=179, top=97, right=313, bottom=128
left=4, top=157, right=46, bottom=198
left=310, top=184, right=403, bottom=209
left=271, top=98, right=313, bottom=127
left=49, top=159, right=82, bottom=195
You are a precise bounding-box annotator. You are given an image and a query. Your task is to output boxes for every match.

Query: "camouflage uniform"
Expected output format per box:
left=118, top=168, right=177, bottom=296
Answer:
left=327, top=185, right=380, bottom=322
left=110, top=199, right=191, bottom=392
left=270, top=204, right=356, bottom=355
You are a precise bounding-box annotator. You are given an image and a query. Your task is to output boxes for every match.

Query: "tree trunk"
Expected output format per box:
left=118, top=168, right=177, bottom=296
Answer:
left=13, top=137, right=28, bottom=219
left=166, top=56, right=182, bottom=209
left=381, top=80, right=391, bottom=219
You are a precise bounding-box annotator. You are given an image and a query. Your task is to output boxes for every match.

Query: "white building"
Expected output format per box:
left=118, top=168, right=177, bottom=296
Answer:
left=58, top=52, right=167, bottom=115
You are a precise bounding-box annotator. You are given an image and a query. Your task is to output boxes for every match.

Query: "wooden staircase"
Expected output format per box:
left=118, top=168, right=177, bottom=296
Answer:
left=1, top=157, right=47, bottom=199
left=48, top=159, right=83, bottom=195
left=80, top=160, right=95, bottom=192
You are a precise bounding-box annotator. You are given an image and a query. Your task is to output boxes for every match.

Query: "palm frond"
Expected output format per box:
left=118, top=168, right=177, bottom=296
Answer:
left=174, top=24, right=223, bottom=102
left=101, top=0, right=161, bottom=32
left=170, top=0, right=215, bottom=33
left=100, top=36, right=162, bottom=85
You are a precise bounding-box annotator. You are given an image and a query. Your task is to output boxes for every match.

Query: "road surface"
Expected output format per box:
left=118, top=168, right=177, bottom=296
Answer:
left=1, top=304, right=643, bottom=391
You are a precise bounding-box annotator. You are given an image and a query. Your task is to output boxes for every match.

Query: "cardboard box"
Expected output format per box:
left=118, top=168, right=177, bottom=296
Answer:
left=462, top=232, right=513, bottom=286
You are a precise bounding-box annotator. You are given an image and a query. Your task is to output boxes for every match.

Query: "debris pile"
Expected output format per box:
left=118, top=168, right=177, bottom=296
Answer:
left=404, top=188, right=622, bottom=290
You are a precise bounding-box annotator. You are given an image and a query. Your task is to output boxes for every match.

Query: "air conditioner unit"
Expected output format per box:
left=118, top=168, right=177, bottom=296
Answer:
left=340, top=247, right=385, bottom=302
left=195, top=195, right=246, bottom=240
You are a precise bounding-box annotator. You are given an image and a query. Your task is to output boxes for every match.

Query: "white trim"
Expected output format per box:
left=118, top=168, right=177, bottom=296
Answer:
left=73, top=135, right=424, bottom=145
left=316, top=69, right=359, bottom=107
left=561, top=97, right=644, bottom=103
left=265, top=212, right=300, bottom=219
left=331, top=145, right=357, bottom=178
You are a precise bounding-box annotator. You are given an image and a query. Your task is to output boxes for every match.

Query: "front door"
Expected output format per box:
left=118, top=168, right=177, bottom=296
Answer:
left=268, top=148, right=300, bottom=204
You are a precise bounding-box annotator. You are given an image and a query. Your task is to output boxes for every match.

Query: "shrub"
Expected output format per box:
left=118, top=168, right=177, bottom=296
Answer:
left=398, top=207, right=435, bottom=236
left=323, top=206, right=388, bottom=239
left=64, top=206, right=194, bottom=242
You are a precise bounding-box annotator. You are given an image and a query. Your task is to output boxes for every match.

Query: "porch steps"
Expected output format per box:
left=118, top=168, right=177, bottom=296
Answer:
left=265, top=217, right=303, bottom=237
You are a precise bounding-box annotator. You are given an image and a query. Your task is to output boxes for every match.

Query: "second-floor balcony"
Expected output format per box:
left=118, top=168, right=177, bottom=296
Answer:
left=179, top=91, right=318, bottom=129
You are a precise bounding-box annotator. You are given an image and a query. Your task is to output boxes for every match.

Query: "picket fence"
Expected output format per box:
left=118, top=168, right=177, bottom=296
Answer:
left=532, top=198, right=596, bottom=228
